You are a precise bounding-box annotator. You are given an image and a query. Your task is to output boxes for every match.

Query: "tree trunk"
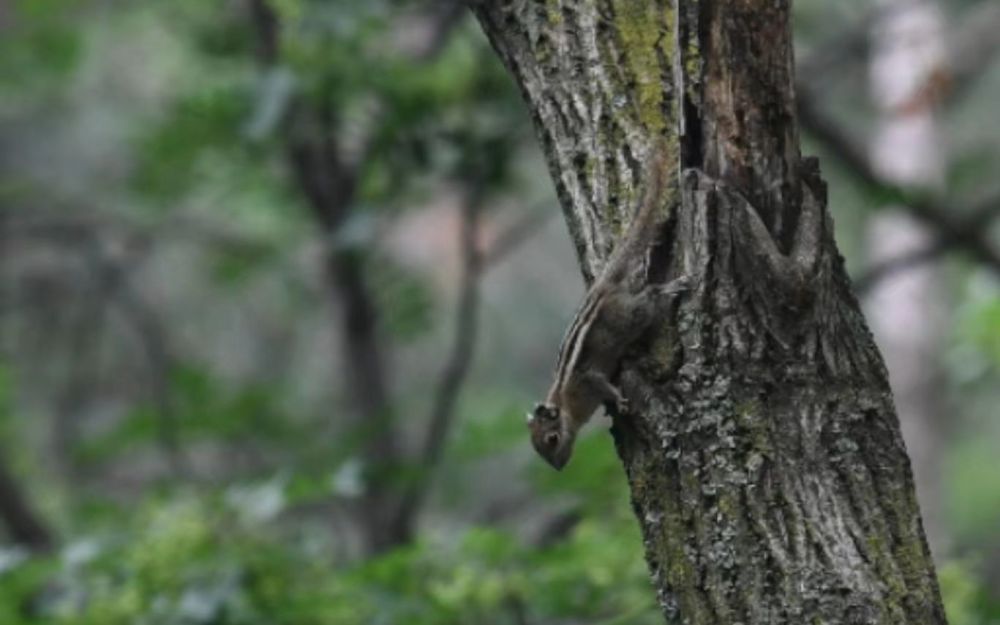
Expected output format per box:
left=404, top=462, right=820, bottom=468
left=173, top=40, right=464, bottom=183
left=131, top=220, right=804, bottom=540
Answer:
left=0, top=452, right=52, bottom=551
left=247, top=0, right=406, bottom=554
left=471, top=1, right=947, bottom=623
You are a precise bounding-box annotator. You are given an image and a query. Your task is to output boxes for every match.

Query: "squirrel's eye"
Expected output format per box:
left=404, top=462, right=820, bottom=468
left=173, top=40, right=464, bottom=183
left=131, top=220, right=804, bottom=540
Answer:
left=544, top=433, right=560, bottom=448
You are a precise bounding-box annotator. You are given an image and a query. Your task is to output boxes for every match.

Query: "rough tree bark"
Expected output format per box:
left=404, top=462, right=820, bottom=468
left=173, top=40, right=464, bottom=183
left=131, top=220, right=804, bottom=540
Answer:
left=471, top=1, right=947, bottom=623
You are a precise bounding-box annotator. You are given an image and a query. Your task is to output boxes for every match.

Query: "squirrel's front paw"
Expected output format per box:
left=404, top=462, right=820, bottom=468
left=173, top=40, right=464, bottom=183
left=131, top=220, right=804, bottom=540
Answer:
left=660, top=274, right=692, bottom=296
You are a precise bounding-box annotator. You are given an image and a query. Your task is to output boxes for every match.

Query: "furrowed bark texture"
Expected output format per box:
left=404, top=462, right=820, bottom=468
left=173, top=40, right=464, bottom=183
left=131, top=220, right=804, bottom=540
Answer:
left=471, top=1, right=947, bottom=623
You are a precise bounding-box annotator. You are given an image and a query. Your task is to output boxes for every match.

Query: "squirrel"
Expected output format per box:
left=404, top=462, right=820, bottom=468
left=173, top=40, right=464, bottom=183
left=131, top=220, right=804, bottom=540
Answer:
left=528, top=147, right=687, bottom=470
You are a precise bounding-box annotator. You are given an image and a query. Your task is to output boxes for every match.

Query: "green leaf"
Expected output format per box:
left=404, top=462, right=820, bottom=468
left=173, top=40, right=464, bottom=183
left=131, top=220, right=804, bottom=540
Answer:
left=0, top=1, right=81, bottom=93
left=131, top=86, right=253, bottom=201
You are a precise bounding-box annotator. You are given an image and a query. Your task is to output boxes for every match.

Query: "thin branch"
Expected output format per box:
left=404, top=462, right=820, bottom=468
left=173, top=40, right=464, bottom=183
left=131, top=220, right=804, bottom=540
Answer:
left=249, top=0, right=394, bottom=553
left=388, top=195, right=562, bottom=534
left=0, top=217, right=189, bottom=477
left=3, top=208, right=263, bottom=258
left=248, top=0, right=279, bottom=66
left=102, top=260, right=188, bottom=479
left=50, top=235, right=110, bottom=478
left=798, top=0, right=1000, bottom=108
left=482, top=204, right=558, bottom=269
left=52, top=232, right=187, bottom=477
left=392, top=187, right=485, bottom=536
left=535, top=507, right=583, bottom=548
left=796, top=7, right=881, bottom=80
left=0, top=198, right=52, bottom=554
left=854, top=245, right=945, bottom=295
left=854, top=196, right=1000, bottom=294
left=404, top=0, right=468, bottom=61
left=797, top=89, right=1000, bottom=280
left=247, top=0, right=474, bottom=552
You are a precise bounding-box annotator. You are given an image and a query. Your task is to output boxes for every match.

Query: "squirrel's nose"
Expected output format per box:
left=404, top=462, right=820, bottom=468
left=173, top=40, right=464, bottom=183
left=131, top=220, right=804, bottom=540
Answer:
left=547, top=451, right=570, bottom=471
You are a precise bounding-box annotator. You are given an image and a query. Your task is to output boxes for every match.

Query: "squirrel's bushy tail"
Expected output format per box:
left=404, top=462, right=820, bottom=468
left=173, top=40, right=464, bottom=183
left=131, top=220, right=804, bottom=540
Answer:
left=603, top=141, right=677, bottom=284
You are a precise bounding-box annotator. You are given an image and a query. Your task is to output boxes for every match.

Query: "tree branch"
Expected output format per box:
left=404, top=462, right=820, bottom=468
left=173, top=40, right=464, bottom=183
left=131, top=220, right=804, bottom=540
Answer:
left=101, top=256, right=188, bottom=478
left=248, top=0, right=398, bottom=553
left=391, top=187, right=485, bottom=536
left=798, top=0, right=1000, bottom=108
left=388, top=195, right=560, bottom=535
left=400, top=0, right=467, bottom=61
left=2, top=222, right=189, bottom=477
left=797, top=89, right=1000, bottom=280
left=482, top=205, right=557, bottom=269
left=854, top=196, right=1000, bottom=294
left=247, top=0, right=468, bottom=552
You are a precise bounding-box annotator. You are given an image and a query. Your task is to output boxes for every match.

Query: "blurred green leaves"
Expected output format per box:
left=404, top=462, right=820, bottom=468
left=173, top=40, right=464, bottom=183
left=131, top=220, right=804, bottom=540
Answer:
left=945, top=433, right=1000, bottom=544
left=0, top=490, right=661, bottom=625
left=939, top=560, right=1000, bottom=625
left=76, top=366, right=300, bottom=467
left=960, top=293, right=1000, bottom=370
left=132, top=87, right=254, bottom=202
left=532, top=429, right=633, bottom=514
left=0, top=0, right=81, bottom=99
left=370, top=256, right=435, bottom=342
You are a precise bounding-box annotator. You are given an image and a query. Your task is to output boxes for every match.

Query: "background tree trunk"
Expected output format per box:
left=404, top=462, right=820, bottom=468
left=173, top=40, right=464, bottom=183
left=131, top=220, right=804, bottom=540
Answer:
left=472, top=1, right=947, bottom=623
left=0, top=451, right=52, bottom=551
left=866, top=0, right=949, bottom=559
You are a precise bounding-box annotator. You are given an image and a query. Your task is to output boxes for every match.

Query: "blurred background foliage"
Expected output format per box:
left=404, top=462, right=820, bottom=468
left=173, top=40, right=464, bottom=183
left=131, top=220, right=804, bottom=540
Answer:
left=0, top=0, right=997, bottom=623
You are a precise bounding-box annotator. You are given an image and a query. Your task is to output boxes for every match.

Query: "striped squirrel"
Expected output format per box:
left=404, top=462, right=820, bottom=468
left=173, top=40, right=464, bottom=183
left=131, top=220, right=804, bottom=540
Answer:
left=528, top=149, right=687, bottom=470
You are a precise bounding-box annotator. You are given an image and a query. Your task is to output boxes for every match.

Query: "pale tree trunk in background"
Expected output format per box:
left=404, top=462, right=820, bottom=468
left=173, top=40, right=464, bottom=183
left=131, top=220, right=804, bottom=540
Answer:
left=472, top=0, right=946, bottom=622
left=867, top=0, right=949, bottom=559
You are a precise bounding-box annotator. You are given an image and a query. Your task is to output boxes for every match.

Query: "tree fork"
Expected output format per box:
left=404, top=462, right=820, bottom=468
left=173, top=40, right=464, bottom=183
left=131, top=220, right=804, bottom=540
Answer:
left=471, top=1, right=946, bottom=623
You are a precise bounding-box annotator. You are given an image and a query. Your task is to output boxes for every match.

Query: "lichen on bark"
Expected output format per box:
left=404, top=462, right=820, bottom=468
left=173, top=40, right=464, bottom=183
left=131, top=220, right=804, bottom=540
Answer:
left=471, top=1, right=947, bottom=623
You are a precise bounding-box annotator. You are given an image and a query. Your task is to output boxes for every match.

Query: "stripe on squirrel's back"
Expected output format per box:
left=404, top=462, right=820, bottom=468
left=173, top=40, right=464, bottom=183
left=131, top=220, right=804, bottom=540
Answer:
left=547, top=143, right=675, bottom=402
left=553, top=289, right=605, bottom=393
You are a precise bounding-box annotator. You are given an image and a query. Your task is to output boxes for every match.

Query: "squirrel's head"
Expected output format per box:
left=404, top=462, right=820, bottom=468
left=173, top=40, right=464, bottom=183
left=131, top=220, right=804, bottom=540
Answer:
left=527, top=403, right=575, bottom=470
